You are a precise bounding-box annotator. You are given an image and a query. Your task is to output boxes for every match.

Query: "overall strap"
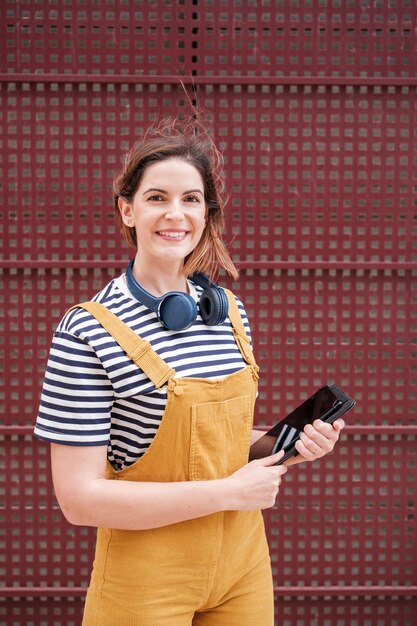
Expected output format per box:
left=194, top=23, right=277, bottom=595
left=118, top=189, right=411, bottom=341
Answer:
left=223, top=289, right=258, bottom=369
left=68, top=302, right=175, bottom=389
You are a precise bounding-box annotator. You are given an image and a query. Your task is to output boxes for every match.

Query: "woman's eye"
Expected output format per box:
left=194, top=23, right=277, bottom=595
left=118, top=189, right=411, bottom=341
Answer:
left=184, top=195, right=201, bottom=203
left=147, top=194, right=164, bottom=202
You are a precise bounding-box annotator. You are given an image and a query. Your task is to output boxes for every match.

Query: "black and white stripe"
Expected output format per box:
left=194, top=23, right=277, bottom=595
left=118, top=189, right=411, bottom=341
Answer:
left=34, top=275, right=252, bottom=470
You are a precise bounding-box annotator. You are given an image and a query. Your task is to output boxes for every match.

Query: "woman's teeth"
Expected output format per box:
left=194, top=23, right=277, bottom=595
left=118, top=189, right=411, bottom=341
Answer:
left=158, top=231, right=186, bottom=238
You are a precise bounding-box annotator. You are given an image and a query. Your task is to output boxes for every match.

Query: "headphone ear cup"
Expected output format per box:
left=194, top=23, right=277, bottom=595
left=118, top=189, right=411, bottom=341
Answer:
left=158, top=293, right=197, bottom=331
left=199, top=287, right=229, bottom=326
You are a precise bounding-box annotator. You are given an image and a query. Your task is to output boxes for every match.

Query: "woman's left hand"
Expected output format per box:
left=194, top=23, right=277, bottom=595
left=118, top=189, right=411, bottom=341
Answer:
left=292, top=418, right=345, bottom=463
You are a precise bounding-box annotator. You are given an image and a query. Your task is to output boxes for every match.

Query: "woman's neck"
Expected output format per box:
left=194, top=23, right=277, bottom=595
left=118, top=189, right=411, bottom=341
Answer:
left=131, top=259, right=189, bottom=297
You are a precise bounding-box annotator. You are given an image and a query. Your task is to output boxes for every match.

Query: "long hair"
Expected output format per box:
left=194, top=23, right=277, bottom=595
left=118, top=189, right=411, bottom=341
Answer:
left=113, top=116, right=238, bottom=280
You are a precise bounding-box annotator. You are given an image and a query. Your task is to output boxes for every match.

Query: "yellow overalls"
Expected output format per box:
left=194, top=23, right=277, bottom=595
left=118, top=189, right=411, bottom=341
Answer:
left=78, top=291, right=274, bottom=626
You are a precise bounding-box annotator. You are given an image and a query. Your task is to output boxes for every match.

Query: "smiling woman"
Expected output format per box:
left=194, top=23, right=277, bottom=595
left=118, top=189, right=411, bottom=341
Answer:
left=34, top=114, right=343, bottom=626
left=112, top=116, right=239, bottom=281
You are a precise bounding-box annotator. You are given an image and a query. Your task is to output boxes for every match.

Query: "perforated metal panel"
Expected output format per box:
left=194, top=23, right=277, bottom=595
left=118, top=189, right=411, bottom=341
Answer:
left=1, top=2, right=416, bottom=625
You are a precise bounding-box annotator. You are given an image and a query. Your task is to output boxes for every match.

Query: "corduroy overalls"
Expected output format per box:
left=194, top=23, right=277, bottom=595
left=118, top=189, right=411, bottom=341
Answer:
left=77, top=291, right=274, bottom=626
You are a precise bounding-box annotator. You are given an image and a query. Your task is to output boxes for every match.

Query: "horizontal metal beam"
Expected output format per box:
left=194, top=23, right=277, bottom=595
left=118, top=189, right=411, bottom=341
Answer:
left=1, top=73, right=417, bottom=87
left=3, top=425, right=417, bottom=436
left=1, top=585, right=416, bottom=598
left=274, top=586, right=417, bottom=598
left=1, top=259, right=416, bottom=271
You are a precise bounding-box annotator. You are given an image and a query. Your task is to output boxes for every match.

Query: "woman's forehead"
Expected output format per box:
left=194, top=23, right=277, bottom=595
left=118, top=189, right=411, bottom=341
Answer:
left=139, top=157, right=204, bottom=189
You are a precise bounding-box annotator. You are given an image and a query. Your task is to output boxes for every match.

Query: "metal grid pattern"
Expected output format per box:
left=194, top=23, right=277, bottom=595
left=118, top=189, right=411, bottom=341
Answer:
left=2, top=1, right=415, bottom=78
left=1, top=2, right=416, bottom=625
left=1, top=82, right=416, bottom=265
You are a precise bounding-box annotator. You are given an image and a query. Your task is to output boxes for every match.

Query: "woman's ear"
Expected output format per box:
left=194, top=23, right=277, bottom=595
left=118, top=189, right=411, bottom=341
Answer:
left=118, top=197, right=134, bottom=227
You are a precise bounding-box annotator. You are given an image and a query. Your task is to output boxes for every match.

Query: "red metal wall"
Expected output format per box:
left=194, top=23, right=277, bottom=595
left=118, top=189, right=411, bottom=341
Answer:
left=1, top=2, right=416, bottom=625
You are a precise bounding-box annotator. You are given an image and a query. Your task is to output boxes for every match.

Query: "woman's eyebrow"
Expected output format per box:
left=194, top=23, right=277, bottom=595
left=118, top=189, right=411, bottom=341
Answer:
left=184, top=189, right=204, bottom=195
left=143, top=188, right=204, bottom=195
left=143, top=187, right=167, bottom=195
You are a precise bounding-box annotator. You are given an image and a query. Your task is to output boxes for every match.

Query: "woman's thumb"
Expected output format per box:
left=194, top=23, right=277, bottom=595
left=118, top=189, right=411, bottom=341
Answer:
left=257, top=449, right=285, bottom=467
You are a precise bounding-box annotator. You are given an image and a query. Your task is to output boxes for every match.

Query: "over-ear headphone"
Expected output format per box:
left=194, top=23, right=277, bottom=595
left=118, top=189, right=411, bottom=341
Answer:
left=125, top=259, right=229, bottom=331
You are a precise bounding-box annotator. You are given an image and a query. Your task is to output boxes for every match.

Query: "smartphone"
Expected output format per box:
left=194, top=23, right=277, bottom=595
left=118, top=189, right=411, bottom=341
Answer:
left=249, top=384, right=355, bottom=465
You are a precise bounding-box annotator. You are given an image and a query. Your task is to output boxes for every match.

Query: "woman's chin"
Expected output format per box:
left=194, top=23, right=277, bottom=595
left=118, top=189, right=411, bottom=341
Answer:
left=151, top=250, right=189, bottom=268
left=155, top=244, right=195, bottom=263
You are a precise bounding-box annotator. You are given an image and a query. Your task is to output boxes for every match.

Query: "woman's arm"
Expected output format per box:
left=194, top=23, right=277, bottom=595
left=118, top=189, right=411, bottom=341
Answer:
left=250, top=429, right=266, bottom=444
left=50, top=443, right=287, bottom=531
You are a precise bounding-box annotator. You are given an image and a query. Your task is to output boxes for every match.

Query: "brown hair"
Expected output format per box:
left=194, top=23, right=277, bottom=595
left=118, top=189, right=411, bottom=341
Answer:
left=113, top=116, right=238, bottom=280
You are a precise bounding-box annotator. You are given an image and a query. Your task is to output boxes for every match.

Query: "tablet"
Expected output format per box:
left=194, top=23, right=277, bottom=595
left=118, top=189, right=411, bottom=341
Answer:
left=249, top=384, right=355, bottom=465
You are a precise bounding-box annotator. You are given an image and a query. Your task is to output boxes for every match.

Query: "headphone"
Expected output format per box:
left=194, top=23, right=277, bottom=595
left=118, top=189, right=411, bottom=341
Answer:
left=125, top=259, right=229, bottom=331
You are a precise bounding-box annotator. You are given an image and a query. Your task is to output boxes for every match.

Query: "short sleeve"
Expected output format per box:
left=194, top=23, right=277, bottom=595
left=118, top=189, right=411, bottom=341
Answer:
left=34, top=330, right=114, bottom=446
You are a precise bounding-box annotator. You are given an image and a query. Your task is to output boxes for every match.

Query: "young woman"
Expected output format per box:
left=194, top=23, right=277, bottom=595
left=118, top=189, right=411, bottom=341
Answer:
left=34, top=118, right=344, bottom=625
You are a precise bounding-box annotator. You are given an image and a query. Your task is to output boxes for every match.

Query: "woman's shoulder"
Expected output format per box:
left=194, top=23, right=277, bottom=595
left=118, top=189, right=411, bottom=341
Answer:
left=190, top=279, right=251, bottom=340
left=56, top=275, right=131, bottom=335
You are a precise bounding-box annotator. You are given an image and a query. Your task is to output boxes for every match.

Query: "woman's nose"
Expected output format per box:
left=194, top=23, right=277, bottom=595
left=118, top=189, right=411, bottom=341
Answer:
left=164, top=201, right=184, bottom=221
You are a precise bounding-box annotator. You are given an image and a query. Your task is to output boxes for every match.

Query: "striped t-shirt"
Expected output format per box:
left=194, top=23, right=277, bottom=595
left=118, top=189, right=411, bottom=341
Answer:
left=34, top=274, right=252, bottom=470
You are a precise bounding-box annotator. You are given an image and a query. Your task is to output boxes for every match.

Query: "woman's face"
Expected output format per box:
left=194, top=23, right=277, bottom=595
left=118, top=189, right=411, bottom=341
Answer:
left=119, top=158, right=207, bottom=272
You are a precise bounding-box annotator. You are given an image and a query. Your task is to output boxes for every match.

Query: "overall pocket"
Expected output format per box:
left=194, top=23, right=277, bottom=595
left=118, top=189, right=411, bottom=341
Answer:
left=189, top=395, right=251, bottom=481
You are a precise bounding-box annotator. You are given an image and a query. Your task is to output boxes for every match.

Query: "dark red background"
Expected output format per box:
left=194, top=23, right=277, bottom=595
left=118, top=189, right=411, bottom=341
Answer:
left=1, top=2, right=416, bottom=625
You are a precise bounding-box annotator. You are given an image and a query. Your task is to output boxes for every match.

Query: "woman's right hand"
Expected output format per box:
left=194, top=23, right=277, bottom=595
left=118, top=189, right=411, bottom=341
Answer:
left=225, top=450, right=288, bottom=511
